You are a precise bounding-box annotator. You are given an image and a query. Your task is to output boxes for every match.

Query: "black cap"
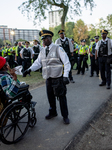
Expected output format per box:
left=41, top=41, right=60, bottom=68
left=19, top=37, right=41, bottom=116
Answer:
left=58, top=30, right=65, bottom=34
left=100, top=29, right=108, bottom=34
left=34, top=39, right=39, bottom=43
left=15, top=41, right=18, bottom=44
left=81, top=39, right=86, bottom=43
left=71, top=38, right=74, bottom=41
left=8, top=44, right=11, bottom=46
left=90, top=38, right=94, bottom=42
left=39, top=30, right=54, bottom=40
left=25, top=41, right=30, bottom=44
left=94, top=35, right=99, bottom=39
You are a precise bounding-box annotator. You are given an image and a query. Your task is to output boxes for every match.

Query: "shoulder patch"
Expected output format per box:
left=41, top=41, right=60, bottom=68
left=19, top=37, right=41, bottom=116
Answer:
left=59, top=46, right=65, bottom=52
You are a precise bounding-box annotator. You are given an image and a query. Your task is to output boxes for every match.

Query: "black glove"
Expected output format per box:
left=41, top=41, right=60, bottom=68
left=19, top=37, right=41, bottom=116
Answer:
left=95, top=59, right=98, bottom=65
left=63, top=77, right=69, bottom=85
left=23, top=69, right=31, bottom=77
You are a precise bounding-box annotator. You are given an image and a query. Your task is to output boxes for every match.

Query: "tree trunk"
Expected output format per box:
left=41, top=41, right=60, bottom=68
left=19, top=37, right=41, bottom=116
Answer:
left=61, top=5, right=68, bottom=29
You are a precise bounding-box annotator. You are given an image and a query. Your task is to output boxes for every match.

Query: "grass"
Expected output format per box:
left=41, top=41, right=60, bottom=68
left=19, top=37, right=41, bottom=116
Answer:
left=17, top=71, right=45, bottom=89
left=17, top=56, right=91, bottom=88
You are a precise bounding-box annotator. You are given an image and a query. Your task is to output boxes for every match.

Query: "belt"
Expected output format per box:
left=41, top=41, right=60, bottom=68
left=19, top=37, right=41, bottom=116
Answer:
left=24, top=57, right=30, bottom=59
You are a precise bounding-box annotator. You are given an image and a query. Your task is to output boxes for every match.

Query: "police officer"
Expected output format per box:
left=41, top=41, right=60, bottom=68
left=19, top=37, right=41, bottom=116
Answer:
left=13, top=42, right=18, bottom=52
left=89, top=38, right=99, bottom=77
left=71, top=39, right=79, bottom=70
left=6, top=44, right=14, bottom=68
left=85, top=44, right=89, bottom=71
left=23, top=30, right=71, bottom=124
left=95, top=30, right=112, bottom=89
left=0, top=45, right=2, bottom=56
left=55, top=30, right=75, bottom=83
left=20, top=41, right=34, bottom=76
left=77, top=39, right=88, bottom=75
left=12, top=42, right=18, bottom=67
left=2, top=44, right=7, bottom=58
left=33, top=39, right=42, bottom=62
left=15, top=42, right=24, bottom=65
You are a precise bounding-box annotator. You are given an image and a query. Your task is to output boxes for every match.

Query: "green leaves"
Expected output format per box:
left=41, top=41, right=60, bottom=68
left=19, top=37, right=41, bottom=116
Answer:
left=18, top=0, right=95, bottom=29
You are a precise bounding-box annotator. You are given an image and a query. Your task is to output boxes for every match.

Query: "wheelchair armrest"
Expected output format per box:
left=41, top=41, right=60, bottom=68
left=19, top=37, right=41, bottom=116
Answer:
left=11, top=90, right=28, bottom=101
left=18, top=85, right=29, bottom=92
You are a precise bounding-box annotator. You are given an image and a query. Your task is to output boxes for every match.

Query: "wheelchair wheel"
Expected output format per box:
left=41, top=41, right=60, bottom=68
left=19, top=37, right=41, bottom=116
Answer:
left=0, top=102, right=30, bottom=144
left=29, top=117, right=37, bottom=128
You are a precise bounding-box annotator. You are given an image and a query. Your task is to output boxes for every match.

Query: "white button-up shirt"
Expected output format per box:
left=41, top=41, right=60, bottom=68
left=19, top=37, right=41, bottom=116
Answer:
left=30, top=43, right=71, bottom=77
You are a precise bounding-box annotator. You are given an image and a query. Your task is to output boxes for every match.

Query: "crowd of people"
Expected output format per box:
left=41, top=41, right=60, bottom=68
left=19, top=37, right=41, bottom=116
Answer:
left=0, top=29, right=111, bottom=124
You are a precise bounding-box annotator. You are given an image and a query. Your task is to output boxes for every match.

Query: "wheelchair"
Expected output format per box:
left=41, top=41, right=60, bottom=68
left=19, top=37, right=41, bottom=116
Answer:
left=0, top=84, right=37, bottom=145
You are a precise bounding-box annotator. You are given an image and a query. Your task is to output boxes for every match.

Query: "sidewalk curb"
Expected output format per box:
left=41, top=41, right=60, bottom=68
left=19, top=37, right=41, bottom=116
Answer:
left=64, top=94, right=112, bottom=150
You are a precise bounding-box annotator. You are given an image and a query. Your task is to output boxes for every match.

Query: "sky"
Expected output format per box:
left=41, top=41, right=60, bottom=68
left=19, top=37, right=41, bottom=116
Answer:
left=0, top=0, right=112, bottom=30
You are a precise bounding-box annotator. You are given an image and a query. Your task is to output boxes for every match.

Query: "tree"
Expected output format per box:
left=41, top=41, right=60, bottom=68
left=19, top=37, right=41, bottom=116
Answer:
left=65, top=22, right=74, bottom=39
left=107, top=14, right=112, bottom=27
left=16, top=39, right=26, bottom=42
left=0, top=39, right=4, bottom=45
left=3, top=40, right=11, bottom=45
left=49, top=22, right=74, bottom=42
left=19, top=0, right=95, bottom=29
left=73, top=19, right=88, bottom=44
left=52, top=24, right=62, bottom=42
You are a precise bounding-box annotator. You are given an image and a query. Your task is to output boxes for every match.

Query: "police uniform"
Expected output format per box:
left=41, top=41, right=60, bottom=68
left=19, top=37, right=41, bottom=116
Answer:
left=73, top=42, right=79, bottom=70
left=0, top=45, right=2, bottom=56
left=20, top=41, right=34, bottom=76
left=12, top=42, right=18, bottom=67
left=16, top=45, right=24, bottom=65
left=33, top=40, right=42, bottom=62
left=77, top=40, right=88, bottom=75
left=85, top=44, right=89, bottom=71
left=89, top=37, right=99, bottom=77
left=95, top=30, right=112, bottom=89
left=7, top=44, right=14, bottom=68
left=25, top=30, right=71, bottom=124
left=55, top=30, right=74, bottom=83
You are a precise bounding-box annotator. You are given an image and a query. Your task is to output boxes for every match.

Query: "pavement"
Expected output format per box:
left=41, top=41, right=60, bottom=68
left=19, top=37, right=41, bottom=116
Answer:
left=1, top=70, right=112, bottom=150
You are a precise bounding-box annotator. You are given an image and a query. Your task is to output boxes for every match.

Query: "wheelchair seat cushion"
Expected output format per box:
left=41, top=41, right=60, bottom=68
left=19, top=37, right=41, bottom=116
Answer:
left=18, top=84, right=29, bottom=92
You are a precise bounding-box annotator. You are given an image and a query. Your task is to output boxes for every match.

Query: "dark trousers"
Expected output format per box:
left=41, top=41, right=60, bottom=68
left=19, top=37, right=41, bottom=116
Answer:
left=22, top=58, right=31, bottom=72
left=77, top=55, right=86, bottom=74
left=46, top=78, right=68, bottom=118
left=90, top=55, right=99, bottom=75
left=17, top=56, right=22, bottom=65
left=69, top=57, right=74, bottom=81
left=8, top=55, right=14, bottom=68
left=33, top=55, right=38, bottom=62
left=73, top=53, right=78, bottom=69
left=69, top=69, right=73, bottom=80
left=99, top=57, right=111, bottom=85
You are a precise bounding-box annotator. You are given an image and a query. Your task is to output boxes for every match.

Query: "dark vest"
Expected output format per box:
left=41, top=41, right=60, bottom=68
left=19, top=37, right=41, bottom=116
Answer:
left=18, top=46, right=24, bottom=56
left=23, top=48, right=31, bottom=58
left=0, top=50, right=2, bottom=56
left=99, top=41, right=108, bottom=57
left=33, top=46, right=40, bottom=55
left=92, top=43, right=96, bottom=55
left=60, top=38, right=70, bottom=57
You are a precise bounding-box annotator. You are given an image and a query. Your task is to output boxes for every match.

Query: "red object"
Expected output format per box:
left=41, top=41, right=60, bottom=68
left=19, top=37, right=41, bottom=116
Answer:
left=0, top=57, right=6, bottom=69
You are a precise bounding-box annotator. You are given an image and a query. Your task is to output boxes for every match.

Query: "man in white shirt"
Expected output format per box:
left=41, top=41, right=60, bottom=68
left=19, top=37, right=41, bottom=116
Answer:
left=33, top=39, right=42, bottom=62
left=23, top=30, right=71, bottom=124
left=95, top=30, right=112, bottom=89
left=55, top=30, right=75, bottom=83
left=20, top=41, right=34, bottom=77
